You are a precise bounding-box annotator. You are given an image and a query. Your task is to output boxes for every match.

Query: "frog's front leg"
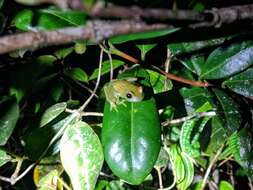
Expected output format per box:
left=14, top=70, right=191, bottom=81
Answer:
left=104, top=85, right=119, bottom=111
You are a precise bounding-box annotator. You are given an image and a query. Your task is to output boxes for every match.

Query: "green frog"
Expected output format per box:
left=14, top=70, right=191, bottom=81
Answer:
left=103, top=79, right=144, bottom=111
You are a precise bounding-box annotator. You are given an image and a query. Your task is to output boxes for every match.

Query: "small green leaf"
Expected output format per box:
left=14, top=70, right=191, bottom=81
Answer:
left=54, top=47, right=74, bottom=59
left=74, top=42, right=86, bottom=54
left=0, top=149, right=11, bottom=167
left=219, top=180, right=235, bottom=190
left=39, top=9, right=87, bottom=26
left=105, top=180, right=131, bottom=190
left=136, top=44, right=157, bottom=61
left=37, top=170, right=59, bottom=190
left=50, top=82, right=64, bottom=102
left=201, top=42, right=253, bottom=79
left=155, top=147, right=170, bottom=168
left=167, top=37, right=227, bottom=56
left=60, top=121, right=104, bottom=190
left=180, top=117, right=210, bottom=158
left=223, top=67, right=253, bottom=97
left=147, top=69, right=173, bottom=94
left=0, top=97, right=19, bottom=145
left=65, top=68, right=88, bottom=83
left=213, top=89, right=242, bottom=136
left=110, top=28, right=179, bottom=44
left=12, top=9, right=33, bottom=31
left=177, top=152, right=194, bottom=190
left=180, top=55, right=205, bottom=76
left=89, top=60, right=125, bottom=81
left=40, top=102, right=67, bottom=127
left=102, top=98, right=161, bottom=185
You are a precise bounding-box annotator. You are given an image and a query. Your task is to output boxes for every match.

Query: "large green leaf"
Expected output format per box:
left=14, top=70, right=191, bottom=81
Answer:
left=228, top=129, right=253, bottom=179
left=110, top=28, right=179, bottom=44
left=204, top=117, right=227, bottom=155
left=200, top=42, right=253, bottom=79
left=24, top=113, right=78, bottom=160
left=180, top=87, right=213, bottom=114
left=180, top=55, right=205, bottom=76
left=0, top=149, right=11, bottom=167
left=0, top=97, right=19, bottom=145
left=213, top=89, right=242, bottom=136
left=223, top=67, right=253, bottom=97
left=60, top=121, right=104, bottom=190
left=102, top=98, right=161, bottom=185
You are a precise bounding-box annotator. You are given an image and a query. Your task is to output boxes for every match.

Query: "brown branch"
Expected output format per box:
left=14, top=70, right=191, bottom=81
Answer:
left=0, top=20, right=169, bottom=54
left=90, top=3, right=253, bottom=28
left=90, top=3, right=206, bottom=22
left=108, top=45, right=211, bottom=87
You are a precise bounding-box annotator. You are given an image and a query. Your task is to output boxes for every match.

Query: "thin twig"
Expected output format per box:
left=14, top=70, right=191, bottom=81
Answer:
left=78, top=47, right=104, bottom=111
left=248, top=177, right=253, bottom=190
left=13, top=163, right=36, bottom=185
left=162, top=111, right=216, bottom=126
left=200, top=145, right=224, bottom=190
left=151, top=65, right=211, bottom=87
left=155, top=167, right=164, bottom=189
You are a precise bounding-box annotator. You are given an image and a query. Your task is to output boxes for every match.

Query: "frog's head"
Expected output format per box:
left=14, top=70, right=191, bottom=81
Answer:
left=113, top=80, right=144, bottom=102
left=125, top=86, right=143, bottom=102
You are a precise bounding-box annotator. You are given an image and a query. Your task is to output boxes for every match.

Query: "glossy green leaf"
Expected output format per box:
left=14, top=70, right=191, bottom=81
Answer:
left=110, top=28, right=179, bottom=44
left=102, top=98, right=161, bottom=185
left=213, top=89, right=242, bottom=136
left=219, top=180, right=234, bottom=190
left=205, top=117, right=227, bottom=155
left=136, top=44, right=157, bottom=61
left=60, top=121, right=104, bottom=190
left=228, top=129, right=253, bottom=179
left=0, top=149, right=11, bottom=167
left=37, top=8, right=86, bottom=30
left=39, top=9, right=87, bottom=26
left=180, top=87, right=213, bottom=114
left=40, top=102, right=67, bottom=127
left=167, top=37, right=227, bottom=56
left=65, top=68, right=88, bottom=83
left=12, top=9, right=33, bottom=31
left=147, top=70, right=172, bottom=94
left=0, top=97, right=19, bottom=145
left=180, top=55, right=205, bottom=75
left=24, top=113, right=78, bottom=160
left=89, top=60, right=125, bottom=81
left=200, top=42, right=253, bottom=79
left=223, top=67, right=253, bottom=97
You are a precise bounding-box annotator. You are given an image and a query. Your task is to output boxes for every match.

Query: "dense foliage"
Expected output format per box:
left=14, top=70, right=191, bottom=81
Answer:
left=0, top=0, right=253, bottom=190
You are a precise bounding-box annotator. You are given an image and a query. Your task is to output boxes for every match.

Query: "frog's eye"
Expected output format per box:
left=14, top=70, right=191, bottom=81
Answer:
left=126, top=92, right=133, bottom=99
